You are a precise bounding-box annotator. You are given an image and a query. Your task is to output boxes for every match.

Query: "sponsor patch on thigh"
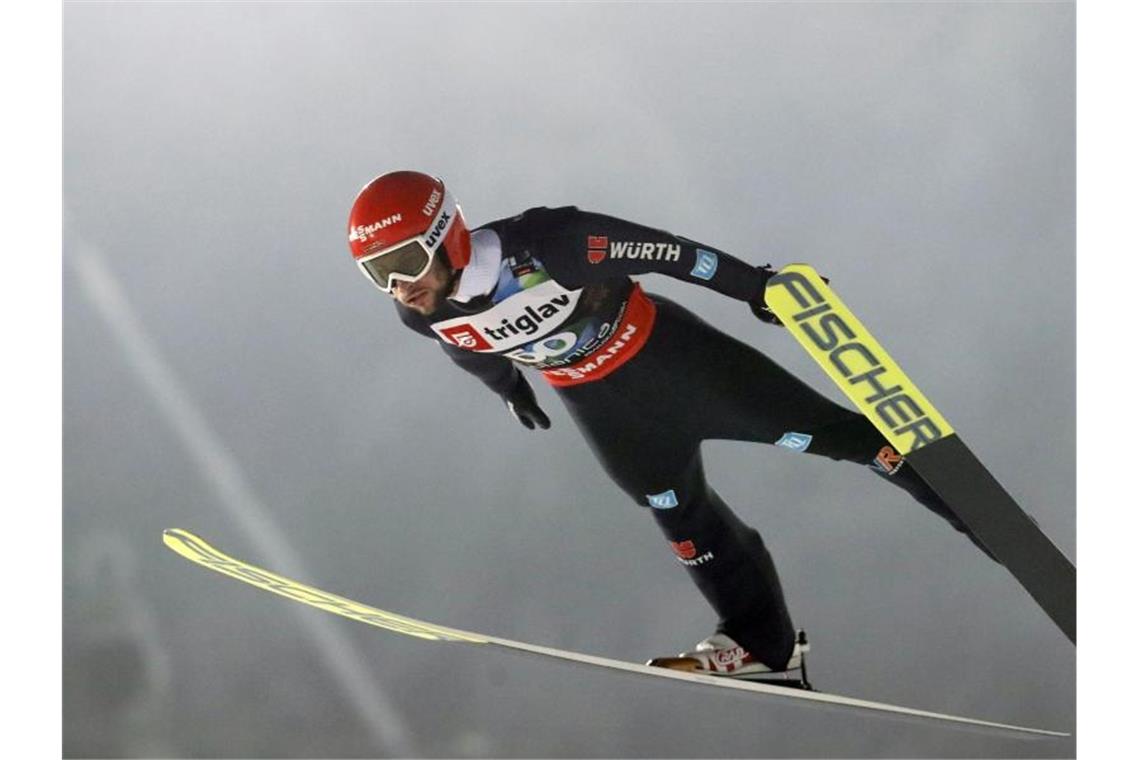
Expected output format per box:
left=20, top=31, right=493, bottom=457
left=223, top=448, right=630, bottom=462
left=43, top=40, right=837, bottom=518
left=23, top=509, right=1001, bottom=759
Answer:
left=775, top=432, right=813, bottom=453
left=870, top=445, right=905, bottom=475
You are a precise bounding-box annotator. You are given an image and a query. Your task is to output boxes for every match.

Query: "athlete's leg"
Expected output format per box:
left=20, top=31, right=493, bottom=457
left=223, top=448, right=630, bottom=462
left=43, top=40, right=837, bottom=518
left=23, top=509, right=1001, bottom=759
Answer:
left=641, top=296, right=995, bottom=559
left=556, top=379, right=797, bottom=669
left=653, top=471, right=799, bottom=669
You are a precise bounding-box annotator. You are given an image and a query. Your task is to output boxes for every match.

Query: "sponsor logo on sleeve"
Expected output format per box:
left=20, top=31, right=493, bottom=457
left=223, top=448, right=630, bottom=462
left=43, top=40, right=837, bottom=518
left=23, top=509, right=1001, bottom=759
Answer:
left=586, top=235, right=682, bottom=264
left=691, top=249, right=719, bottom=280
left=587, top=236, right=608, bottom=264
left=609, top=241, right=681, bottom=262
left=774, top=432, right=813, bottom=453
left=647, top=489, right=679, bottom=509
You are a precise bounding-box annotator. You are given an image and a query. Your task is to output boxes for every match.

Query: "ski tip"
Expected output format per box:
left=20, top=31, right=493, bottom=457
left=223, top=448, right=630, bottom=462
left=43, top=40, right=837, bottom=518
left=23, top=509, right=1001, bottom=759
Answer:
left=162, top=528, right=202, bottom=553
left=163, top=529, right=224, bottom=566
left=162, top=528, right=182, bottom=549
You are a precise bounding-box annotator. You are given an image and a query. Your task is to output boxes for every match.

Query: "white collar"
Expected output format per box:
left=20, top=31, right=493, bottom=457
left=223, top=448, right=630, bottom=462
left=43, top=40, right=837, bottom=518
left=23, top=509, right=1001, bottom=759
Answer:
left=451, top=228, right=502, bottom=302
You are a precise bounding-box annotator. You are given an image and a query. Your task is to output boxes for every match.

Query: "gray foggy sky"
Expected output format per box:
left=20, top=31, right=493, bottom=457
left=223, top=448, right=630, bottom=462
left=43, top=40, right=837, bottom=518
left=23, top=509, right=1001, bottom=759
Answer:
left=65, top=2, right=1074, bottom=757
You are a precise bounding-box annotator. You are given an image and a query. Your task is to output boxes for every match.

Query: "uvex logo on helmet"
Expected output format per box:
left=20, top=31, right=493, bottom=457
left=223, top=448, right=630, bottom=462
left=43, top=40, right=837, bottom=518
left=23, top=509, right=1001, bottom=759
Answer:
left=347, top=170, right=473, bottom=269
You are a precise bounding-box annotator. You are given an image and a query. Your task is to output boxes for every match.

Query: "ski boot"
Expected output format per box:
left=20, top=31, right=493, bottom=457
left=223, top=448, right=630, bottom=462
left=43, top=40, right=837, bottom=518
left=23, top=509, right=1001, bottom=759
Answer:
left=647, top=629, right=813, bottom=690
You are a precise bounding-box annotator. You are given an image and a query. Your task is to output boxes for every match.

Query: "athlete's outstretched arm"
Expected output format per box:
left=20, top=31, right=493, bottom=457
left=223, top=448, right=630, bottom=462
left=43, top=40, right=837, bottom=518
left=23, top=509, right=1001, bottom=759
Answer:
left=437, top=340, right=521, bottom=395
left=438, top=343, right=550, bottom=429
left=395, top=303, right=550, bottom=428
left=390, top=299, right=515, bottom=392
left=526, top=206, right=778, bottom=308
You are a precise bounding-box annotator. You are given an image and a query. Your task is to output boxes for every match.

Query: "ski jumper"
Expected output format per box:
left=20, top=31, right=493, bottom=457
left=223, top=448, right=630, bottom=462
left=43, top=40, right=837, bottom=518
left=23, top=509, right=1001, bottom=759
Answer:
left=394, top=206, right=990, bottom=669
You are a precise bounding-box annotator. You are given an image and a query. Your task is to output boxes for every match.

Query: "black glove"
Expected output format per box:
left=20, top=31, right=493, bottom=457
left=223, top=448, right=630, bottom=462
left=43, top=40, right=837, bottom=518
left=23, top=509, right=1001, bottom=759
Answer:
left=750, top=264, right=784, bottom=326
left=749, top=264, right=830, bottom=326
left=502, top=373, right=550, bottom=430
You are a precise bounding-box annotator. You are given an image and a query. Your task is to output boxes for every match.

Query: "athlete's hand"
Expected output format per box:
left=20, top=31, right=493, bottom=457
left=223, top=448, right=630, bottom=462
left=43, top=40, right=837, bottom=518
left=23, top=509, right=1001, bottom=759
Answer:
left=750, top=264, right=830, bottom=327
left=503, top=374, right=551, bottom=430
left=750, top=299, right=784, bottom=326
left=751, top=264, right=784, bottom=327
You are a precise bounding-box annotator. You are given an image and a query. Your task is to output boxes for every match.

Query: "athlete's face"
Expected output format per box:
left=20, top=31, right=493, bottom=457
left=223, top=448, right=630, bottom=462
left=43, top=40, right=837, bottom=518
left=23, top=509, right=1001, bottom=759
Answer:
left=391, top=253, right=454, bottom=315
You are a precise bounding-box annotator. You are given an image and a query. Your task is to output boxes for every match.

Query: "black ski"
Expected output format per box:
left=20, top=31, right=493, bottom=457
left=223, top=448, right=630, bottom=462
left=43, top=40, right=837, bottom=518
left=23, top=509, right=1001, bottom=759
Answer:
left=764, top=264, right=1075, bottom=643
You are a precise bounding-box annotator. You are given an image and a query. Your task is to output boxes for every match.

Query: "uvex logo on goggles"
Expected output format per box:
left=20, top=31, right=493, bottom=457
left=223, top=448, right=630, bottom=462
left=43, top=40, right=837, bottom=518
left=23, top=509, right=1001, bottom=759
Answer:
left=423, top=211, right=451, bottom=251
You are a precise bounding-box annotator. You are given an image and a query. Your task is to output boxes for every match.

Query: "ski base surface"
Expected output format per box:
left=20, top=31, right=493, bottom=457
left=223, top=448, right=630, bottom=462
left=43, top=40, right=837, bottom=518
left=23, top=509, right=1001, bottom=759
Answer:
left=163, top=529, right=1068, bottom=738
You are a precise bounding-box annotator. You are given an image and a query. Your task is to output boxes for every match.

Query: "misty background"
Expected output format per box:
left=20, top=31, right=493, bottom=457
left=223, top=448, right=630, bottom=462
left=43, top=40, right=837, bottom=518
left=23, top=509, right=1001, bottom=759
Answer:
left=63, top=2, right=1075, bottom=757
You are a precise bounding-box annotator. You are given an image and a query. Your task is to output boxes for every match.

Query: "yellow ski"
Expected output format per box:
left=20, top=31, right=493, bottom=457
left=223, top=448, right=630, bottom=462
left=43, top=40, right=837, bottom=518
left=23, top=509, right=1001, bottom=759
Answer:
left=163, top=528, right=485, bottom=644
left=765, top=265, right=1075, bottom=643
left=164, top=528, right=1067, bottom=737
left=763, top=264, right=952, bottom=455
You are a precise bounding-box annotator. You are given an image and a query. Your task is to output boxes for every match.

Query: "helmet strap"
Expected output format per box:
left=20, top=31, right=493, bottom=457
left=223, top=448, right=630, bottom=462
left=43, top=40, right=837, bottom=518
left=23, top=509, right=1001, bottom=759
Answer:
left=439, top=246, right=461, bottom=298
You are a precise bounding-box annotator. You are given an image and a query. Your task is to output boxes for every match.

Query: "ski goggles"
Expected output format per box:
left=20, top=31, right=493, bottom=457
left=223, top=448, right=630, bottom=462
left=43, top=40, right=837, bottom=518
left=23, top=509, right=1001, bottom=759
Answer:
left=355, top=190, right=459, bottom=294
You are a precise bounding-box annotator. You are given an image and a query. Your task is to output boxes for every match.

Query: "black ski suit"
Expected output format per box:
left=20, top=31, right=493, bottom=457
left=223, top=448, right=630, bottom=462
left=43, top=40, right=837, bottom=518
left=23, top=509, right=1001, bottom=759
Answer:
left=395, top=206, right=989, bottom=669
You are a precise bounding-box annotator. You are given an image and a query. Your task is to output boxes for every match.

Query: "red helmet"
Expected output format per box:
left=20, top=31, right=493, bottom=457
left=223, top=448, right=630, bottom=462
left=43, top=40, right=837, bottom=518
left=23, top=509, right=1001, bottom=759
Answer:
left=347, top=171, right=472, bottom=292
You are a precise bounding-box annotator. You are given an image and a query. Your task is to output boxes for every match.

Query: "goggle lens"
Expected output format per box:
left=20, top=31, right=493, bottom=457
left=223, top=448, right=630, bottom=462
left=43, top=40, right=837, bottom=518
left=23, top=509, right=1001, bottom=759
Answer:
left=360, top=240, right=432, bottom=292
